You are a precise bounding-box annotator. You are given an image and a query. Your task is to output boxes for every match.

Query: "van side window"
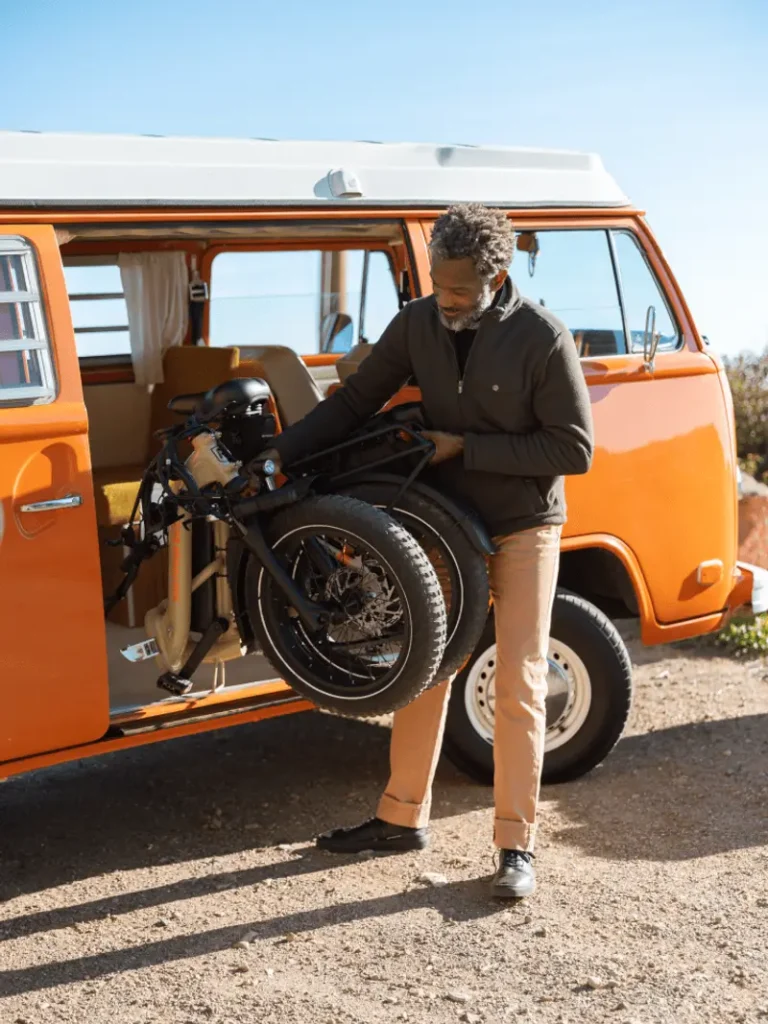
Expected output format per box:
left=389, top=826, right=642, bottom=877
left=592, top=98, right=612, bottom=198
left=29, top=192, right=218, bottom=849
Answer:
left=0, top=237, right=57, bottom=404
left=612, top=231, right=680, bottom=353
left=209, top=249, right=399, bottom=354
left=62, top=260, right=131, bottom=359
left=511, top=230, right=625, bottom=357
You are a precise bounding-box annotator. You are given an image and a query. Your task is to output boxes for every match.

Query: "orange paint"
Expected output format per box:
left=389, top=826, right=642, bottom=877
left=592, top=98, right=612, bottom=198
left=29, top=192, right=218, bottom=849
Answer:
left=0, top=226, right=109, bottom=764
left=0, top=695, right=313, bottom=782
left=303, top=353, right=340, bottom=368
left=563, top=369, right=737, bottom=624
left=0, top=203, right=748, bottom=781
left=0, top=206, right=646, bottom=228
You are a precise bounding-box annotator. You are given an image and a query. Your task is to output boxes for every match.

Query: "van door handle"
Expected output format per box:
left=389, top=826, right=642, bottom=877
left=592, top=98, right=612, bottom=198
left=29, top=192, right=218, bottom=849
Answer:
left=20, top=493, right=83, bottom=513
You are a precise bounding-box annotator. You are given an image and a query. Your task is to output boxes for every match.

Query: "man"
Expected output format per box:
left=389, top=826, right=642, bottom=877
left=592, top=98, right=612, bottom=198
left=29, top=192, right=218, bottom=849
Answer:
left=262, top=204, right=593, bottom=898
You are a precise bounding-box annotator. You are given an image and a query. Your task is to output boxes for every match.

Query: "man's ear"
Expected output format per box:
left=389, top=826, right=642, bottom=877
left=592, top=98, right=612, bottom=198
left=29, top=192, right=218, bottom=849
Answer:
left=492, top=269, right=508, bottom=292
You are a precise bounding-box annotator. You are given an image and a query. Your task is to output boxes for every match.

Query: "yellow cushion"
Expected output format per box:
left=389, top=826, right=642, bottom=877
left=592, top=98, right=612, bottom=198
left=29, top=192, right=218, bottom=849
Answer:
left=93, top=465, right=144, bottom=527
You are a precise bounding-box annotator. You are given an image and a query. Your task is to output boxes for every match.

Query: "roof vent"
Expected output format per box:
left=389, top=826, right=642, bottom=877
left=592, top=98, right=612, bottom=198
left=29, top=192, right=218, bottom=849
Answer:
left=327, top=167, right=363, bottom=199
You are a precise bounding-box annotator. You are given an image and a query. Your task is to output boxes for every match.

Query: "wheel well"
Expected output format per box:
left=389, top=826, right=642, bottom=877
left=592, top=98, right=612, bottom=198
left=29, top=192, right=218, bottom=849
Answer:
left=558, top=547, right=640, bottom=620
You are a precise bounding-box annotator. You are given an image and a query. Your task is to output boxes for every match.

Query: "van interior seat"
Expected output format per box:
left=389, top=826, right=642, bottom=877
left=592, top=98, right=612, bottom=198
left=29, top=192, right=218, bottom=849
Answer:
left=148, top=345, right=242, bottom=441
left=92, top=344, right=332, bottom=527
left=238, top=344, right=323, bottom=427
left=92, top=345, right=241, bottom=527
left=335, top=342, right=373, bottom=383
left=574, top=329, right=620, bottom=358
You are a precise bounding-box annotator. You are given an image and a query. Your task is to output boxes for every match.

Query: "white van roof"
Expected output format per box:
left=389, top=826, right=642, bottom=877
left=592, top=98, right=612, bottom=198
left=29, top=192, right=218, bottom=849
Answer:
left=0, top=131, right=631, bottom=210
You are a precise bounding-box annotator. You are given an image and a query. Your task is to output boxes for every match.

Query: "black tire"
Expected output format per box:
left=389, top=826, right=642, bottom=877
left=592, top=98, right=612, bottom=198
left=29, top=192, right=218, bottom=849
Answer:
left=337, top=480, right=490, bottom=680
left=246, top=494, right=447, bottom=717
left=443, top=590, right=633, bottom=785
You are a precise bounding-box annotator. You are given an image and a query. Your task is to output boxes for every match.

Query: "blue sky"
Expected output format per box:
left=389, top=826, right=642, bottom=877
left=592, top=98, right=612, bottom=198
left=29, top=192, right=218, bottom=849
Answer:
left=3, top=0, right=767, bottom=355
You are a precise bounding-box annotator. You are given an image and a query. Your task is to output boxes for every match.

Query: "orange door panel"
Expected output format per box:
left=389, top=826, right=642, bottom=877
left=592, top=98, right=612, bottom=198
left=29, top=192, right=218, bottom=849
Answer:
left=564, top=356, right=738, bottom=623
left=0, top=225, right=109, bottom=763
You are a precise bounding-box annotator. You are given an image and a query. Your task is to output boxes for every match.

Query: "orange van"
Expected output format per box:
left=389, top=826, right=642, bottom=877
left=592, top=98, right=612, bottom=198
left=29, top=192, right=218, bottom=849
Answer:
left=0, top=131, right=763, bottom=790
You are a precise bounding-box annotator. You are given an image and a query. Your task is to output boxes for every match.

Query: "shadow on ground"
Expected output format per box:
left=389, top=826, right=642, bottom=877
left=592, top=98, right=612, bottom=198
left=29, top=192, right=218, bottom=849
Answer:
left=1, top=701, right=765, bottom=902
left=0, top=867, right=509, bottom=998
left=550, top=711, right=768, bottom=861
left=0, top=710, right=486, bottom=904
left=0, top=694, right=766, bottom=997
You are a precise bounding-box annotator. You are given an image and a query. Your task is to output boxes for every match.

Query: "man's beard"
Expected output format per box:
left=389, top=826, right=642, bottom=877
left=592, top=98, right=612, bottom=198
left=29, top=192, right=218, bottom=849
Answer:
left=438, top=281, right=495, bottom=332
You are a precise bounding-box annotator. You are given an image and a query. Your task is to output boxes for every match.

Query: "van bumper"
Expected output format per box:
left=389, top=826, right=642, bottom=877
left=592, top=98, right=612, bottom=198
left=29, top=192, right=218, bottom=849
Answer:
left=727, top=561, right=768, bottom=618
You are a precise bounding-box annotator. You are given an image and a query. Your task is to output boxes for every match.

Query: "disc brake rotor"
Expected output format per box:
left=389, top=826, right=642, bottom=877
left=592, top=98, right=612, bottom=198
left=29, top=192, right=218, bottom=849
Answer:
left=324, top=561, right=403, bottom=642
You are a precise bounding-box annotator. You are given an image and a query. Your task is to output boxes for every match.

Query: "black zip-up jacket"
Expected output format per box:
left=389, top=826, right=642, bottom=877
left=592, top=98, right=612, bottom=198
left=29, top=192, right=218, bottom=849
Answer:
left=274, top=278, right=594, bottom=537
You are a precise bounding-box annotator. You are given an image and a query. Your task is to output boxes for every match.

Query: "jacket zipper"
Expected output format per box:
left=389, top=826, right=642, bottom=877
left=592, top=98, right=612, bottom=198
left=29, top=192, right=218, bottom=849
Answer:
left=440, top=325, right=463, bottom=401
left=440, top=317, right=487, bottom=408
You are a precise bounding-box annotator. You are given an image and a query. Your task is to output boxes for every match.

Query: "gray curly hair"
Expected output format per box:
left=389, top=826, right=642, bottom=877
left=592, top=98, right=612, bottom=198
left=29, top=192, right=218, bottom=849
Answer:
left=429, top=203, right=515, bottom=279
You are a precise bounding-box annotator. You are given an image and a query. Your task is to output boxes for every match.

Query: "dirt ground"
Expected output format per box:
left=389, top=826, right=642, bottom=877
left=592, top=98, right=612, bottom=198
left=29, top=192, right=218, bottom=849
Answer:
left=1, top=626, right=767, bottom=1024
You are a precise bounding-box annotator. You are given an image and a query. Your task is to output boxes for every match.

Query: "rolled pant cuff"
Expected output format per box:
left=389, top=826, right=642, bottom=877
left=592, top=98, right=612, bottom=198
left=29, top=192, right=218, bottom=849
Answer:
left=377, top=793, right=430, bottom=830
left=494, top=819, right=536, bottom=852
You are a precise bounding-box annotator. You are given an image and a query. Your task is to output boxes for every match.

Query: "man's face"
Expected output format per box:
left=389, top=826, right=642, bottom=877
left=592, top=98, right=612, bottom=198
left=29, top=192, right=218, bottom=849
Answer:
left=431, top=257, right=507, bottom=331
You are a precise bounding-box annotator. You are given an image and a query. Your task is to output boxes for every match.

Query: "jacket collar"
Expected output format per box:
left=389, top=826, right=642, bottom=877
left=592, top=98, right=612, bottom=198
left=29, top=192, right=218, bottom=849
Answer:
left=487, top=275, right=522, bottom=322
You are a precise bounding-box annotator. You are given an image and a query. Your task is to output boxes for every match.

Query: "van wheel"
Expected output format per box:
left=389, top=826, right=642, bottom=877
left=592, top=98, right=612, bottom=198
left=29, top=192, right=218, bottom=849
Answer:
left=443, top=590, right=633, bottom=785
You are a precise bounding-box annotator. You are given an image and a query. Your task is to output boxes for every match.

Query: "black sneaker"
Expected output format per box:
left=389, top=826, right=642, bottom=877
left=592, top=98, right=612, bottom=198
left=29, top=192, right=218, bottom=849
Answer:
left=316, top=817, right=430, bottom=854
left=491, top=849, right=536, bottom=898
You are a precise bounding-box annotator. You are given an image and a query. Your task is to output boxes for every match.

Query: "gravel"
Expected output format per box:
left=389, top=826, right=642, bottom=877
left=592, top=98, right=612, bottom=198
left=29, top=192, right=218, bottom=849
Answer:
left=1, top=626, right=767, bottom=1023
left=418, top=872, right=449, bottom=888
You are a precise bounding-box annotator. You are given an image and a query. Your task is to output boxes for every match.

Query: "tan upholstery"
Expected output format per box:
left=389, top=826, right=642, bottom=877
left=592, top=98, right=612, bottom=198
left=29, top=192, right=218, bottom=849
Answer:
left=92, top=344, right=329, bottom=527
left=84, top=383, right=152, bottom=470
left=335, top=342, right=373, bottom=383
left=148, top=345, right=241, bottom=444
left=93, top=345, right=242, bottom=527
left=238, top=345, right=322, bottom=427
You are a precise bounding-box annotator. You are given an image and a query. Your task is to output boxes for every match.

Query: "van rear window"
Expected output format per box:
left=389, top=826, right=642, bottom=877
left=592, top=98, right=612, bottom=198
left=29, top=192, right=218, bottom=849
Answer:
left=0, top=238, right=57, bottom=404
left=63, top=261, right=130, bottom=359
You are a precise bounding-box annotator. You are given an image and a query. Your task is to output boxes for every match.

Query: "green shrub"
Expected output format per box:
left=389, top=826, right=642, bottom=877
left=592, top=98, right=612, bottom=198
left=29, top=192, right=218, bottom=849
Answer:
left=715, top=615, right=768, bottom=657
left=725, top=349, right=768, bottom=481
left=739, top=453, right=763, bottom=480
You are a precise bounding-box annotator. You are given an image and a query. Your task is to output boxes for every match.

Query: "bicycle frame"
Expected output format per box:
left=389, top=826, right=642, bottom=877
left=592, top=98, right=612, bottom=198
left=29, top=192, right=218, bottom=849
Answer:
left=146, top=433, right=246, bottom=677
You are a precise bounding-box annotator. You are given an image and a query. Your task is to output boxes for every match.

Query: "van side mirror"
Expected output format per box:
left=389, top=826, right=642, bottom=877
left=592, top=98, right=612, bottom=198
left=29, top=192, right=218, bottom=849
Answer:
left=320, top=312, right=354, bottom=354
left=642, top=305, right=661, bottom=373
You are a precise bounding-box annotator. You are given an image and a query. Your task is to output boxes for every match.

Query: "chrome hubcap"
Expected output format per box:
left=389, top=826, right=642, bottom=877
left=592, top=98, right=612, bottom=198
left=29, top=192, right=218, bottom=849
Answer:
left=463, top=638, right=593, bottom=752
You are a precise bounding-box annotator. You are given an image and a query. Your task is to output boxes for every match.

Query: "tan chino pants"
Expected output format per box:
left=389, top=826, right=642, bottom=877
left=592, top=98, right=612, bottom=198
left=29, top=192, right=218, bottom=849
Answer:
left=376, top=524, right=562, bottom=852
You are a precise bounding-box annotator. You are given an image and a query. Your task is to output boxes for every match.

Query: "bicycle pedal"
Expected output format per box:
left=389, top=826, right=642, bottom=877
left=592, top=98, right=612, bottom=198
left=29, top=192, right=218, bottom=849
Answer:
left=120, top=638, right=160, bottom=663
left=157, top=672, right=194, bottom=696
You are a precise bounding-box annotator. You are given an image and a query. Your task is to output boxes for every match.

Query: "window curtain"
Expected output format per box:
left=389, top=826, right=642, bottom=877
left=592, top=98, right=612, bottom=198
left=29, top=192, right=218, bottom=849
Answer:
left=118, top=252, right=189, bottom=387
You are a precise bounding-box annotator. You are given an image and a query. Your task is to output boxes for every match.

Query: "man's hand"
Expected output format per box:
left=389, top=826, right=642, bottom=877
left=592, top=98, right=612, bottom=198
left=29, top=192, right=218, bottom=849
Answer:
left=422, top=430, right=464, bottom=465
